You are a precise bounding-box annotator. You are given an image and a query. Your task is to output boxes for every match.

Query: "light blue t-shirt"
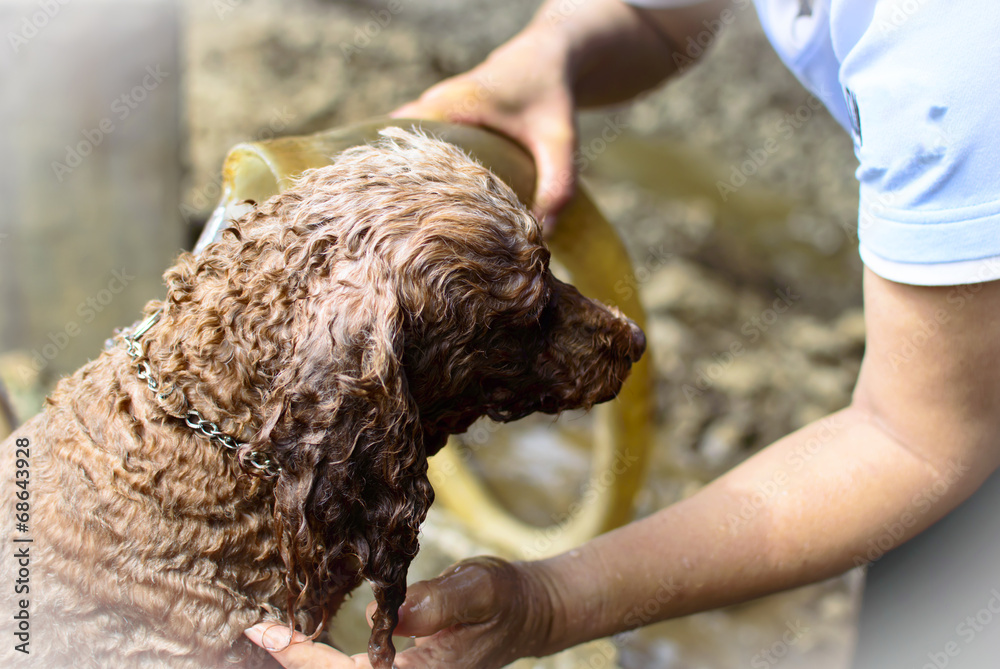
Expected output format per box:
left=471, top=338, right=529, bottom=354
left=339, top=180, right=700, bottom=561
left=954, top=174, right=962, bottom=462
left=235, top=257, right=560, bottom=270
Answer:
left=626, top=0, right=1000, bottom=286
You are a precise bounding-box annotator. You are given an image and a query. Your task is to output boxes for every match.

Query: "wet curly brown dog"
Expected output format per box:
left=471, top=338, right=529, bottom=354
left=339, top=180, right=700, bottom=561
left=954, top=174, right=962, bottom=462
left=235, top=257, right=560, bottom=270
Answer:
left=0, top=128, right=645, bottom=669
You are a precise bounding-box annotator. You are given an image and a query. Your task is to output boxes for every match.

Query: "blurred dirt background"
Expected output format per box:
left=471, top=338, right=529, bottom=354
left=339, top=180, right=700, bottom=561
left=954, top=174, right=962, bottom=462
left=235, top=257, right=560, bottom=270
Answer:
left=2, top=0, right=867, bottom=667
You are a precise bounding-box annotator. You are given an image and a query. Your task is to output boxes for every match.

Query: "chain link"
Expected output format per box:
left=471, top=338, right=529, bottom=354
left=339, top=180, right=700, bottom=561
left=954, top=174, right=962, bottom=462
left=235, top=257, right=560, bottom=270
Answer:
left=122, top=310, right=282, bottom=478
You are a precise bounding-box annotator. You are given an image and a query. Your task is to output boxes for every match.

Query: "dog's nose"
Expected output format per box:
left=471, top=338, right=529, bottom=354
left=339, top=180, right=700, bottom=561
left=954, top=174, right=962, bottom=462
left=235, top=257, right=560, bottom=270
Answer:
left=627, top=321, right=646, bottom=363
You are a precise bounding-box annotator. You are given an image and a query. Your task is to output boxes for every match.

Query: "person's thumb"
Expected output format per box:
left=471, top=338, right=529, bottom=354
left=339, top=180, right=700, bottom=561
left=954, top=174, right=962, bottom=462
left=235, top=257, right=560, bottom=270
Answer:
left=244, top=623, right=366, bottom=668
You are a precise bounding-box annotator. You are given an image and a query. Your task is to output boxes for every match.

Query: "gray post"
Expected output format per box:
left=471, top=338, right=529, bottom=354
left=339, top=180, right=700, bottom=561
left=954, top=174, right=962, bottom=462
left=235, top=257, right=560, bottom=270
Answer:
left=0, top=0, right=182, bottom=385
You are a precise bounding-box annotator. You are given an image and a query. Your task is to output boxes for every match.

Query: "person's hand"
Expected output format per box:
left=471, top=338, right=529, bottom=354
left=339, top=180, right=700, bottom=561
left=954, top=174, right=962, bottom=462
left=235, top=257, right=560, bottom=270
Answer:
left=246, top=557, right=558, bottom=669
left=369, top=556, right=559, bottom=669
left=392, top=30, right=578, bottom=233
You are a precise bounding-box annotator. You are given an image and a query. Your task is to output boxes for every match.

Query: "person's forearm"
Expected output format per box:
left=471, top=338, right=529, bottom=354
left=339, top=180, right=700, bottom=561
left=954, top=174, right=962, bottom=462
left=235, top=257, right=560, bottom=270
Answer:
left=532, top=403, right=990, bottom=654
left=500, top=0, right=733, bottom=108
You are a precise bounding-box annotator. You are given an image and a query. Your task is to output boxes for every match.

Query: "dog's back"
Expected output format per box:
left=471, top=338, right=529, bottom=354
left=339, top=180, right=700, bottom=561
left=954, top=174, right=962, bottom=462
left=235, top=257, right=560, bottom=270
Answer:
left=0, top=353, right=283, bottom=669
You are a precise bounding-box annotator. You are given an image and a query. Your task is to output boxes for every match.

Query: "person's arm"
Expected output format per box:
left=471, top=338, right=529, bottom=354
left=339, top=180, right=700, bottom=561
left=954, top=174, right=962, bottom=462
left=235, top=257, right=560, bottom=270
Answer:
left=392, top=0, right=735, bottom=225
left=344, top=270, right=1000, bottom=667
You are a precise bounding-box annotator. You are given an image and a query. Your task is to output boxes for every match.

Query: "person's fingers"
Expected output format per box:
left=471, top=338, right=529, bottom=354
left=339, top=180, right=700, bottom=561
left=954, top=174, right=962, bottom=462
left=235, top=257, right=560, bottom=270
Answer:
left=390, top=629, right=465, bottom=669
left=244, top=624, right=369, bottom=669
left=366, top=558, right=505, bottom=638
left=524, top=121, right=577, bottom=232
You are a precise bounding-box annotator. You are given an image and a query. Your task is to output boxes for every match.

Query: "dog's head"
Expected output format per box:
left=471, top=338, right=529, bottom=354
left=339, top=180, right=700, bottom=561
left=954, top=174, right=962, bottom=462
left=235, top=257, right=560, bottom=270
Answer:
left=305, top=129, right=646, bottom=451
left=154, top=128, right=643, bottom=667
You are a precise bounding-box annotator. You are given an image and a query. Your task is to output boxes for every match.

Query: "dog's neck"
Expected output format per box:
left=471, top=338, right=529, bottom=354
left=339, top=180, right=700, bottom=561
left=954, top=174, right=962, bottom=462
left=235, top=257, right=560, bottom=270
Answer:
left=121, top=309, right=281, bottom=478
left=93, top=343, right=265, bottom=497
left=132, top=305, right=267, bottom=443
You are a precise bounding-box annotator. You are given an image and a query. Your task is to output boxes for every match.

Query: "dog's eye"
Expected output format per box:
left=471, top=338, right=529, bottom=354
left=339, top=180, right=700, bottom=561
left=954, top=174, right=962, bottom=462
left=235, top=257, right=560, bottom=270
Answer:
left=536, top=296, right=558, bottom=327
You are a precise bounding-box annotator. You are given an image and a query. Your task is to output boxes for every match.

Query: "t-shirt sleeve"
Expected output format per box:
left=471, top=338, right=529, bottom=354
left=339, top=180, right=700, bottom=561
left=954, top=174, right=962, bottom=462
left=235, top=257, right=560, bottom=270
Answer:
left=840, top=2, right=1000, bottom=285
left=621, top=0, right=718, bottom=8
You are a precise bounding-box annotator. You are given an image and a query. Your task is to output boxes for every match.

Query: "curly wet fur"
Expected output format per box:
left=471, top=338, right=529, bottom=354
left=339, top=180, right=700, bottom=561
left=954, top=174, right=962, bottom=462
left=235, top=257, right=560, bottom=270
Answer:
left=0, top=128, right=644, bottom=669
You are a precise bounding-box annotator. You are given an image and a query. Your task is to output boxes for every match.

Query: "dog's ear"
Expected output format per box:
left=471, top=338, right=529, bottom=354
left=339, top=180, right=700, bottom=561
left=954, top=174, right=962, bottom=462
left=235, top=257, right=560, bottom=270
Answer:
left=252, top=257, right=433, bottom=665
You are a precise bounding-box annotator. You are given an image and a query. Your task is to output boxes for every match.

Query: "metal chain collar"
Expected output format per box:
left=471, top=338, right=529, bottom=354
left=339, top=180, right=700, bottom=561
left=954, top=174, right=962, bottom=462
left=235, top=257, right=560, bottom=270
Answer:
left=122, top=309, right=282, bottom=478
